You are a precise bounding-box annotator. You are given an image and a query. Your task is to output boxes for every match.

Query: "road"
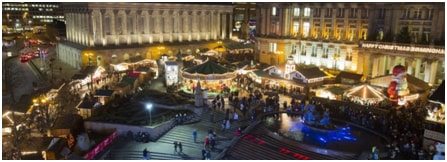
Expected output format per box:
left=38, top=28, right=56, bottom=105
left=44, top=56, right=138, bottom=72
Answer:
left=2, top=37, right=48, bottom=105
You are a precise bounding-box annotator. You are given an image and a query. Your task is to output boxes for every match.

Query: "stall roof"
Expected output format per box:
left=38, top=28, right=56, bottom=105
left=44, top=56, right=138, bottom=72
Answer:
left=135, top=66, right=151, bottom=72
left=429, top=80, right=445, bottom=104
left=296, top=67, right=327, bottom=79
left=76, top=99, right=97, bottom=109
left=335, top=71, right=363, bottom=83
left=71, top=73, right=87, bottom=80
left=80, top=66, right=99, bottom=75
left=128, top=72, right=141, bottom=78
left=53, top=114, right=83, bottom=130
left=185, top=60, right=232, bottom=75
left=95, top=89, right=115, bottom=97
left=129, top=56, right=144, bottom=63
left=345, top=84, right=386, bottom=100
left=120, top=76, right=138, bottom=85
left=251, top=69, right=269, bottom=77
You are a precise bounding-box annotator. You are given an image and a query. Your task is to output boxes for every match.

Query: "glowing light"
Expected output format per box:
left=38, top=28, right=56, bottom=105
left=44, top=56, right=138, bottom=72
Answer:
left=361, top=43, right=444, bottom=54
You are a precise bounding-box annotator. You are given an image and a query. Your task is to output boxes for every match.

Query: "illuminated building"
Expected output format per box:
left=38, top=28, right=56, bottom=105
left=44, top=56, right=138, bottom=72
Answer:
left=255, top=2, right=444, bottom=85
left=232, top=2, right=257, bottom=40
left=57, top=2, right=233, bottom=70
left=2, top=2, right=64, bottom=31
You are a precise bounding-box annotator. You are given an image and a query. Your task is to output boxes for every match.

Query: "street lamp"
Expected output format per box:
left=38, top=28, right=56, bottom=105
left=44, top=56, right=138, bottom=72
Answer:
left=146, top=103, right=153, bottom=125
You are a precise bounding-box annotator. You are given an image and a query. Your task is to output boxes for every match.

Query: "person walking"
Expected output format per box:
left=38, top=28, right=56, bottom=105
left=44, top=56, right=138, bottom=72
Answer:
left=205, top=136, right=210, bottom=148
left=178, top=142, right=183, bottom=153
left=210, top=138, right=216, bottom=151
left=201, top=147, right=207, bottom=160
left=173, top=141, right=178, bottom=153
left=205, top=150, right=211, bottom=160
left=193, top=129, right=197, bottom=143
left=143, top=148, right=148, bottom=160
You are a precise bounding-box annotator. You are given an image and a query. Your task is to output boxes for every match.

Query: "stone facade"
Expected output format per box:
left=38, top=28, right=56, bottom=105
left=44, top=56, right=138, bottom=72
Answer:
left=254, top=2, right=445, bottom=84
left=57, top=2, right=233, bottom=70
left=63, top=2, right=233, bottom=47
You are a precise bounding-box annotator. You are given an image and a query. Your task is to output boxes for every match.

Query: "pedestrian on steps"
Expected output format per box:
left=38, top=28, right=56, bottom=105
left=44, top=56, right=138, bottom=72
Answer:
left=193, top=129, right=197, bottom=143
left=173, top=141, right=178, bottom=153
left=179, top=142, right=183, bottom=153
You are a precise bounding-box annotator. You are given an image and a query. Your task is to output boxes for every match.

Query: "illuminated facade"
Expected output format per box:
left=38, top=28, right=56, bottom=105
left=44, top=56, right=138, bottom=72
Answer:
left=232, top=2, right=257, bottom=40
left=2, top=2, right=64, bottom=31
left=255, top=2, right=445, bottom=85
left=57, top=2, right=233, bottom=70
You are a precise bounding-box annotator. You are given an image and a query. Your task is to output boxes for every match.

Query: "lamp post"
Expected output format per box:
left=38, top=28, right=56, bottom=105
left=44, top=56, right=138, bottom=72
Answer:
left=146, top=103, right=153, bottom=125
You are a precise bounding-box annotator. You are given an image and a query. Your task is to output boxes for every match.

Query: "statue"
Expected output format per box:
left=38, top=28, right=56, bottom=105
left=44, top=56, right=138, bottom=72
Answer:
left=387, top=65, right=410, bottom=106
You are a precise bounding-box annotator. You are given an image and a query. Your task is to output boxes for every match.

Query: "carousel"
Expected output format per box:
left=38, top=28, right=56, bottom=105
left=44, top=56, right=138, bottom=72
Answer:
left=344, top=84, right=388, bottom=106
left=182, top=60, right=237, bottom=96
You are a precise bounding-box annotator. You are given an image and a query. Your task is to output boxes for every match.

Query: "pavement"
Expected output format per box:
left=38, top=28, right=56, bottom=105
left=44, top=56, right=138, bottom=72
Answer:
left=26, top=48, right=325, bottom=160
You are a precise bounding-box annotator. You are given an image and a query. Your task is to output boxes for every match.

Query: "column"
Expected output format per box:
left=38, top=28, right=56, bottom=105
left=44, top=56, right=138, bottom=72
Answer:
left=211, top=12, right=216, bottom=40
left=66, top=13, right=70, bottom=41
left=216, top=12, right=220, bottom=40
left=187, top=11, right=192, bottom=42
left=77, top=13, right=81, bottom=44
left=228, top=13, right=233, bottom=39
left=424, top=60, right=432, bottom=83
left=378, top=55, right=386, bottom=76
left=221, top=13, right=226, bottom=39
left=388, top=56, right=396, bottom=74
left=371, top=55, right=379, bottom=77
left=405, top=58, right=414, bottom=75
left=82, top=13, right=86, bottom=46
left=414, top=58, right=422, bottom=79
left=429, top=60, right=438, bottom=85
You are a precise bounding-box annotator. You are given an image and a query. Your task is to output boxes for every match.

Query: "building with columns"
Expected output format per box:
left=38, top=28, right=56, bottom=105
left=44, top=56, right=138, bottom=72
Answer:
left=56, top=2, right=233, bottom=70
left=255, top=2, right=444, bottom=85
left=232, top=2, right=257, bottom=40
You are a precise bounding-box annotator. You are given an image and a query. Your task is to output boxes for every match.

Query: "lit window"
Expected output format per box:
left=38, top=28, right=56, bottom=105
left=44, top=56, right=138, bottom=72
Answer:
left=294, top=8, right=300, bottom=16
left=304, top=7, right=311, bottom=16
left=272, top=7, right=277, bottom=16
left=303, top=22, right=310, bottom=37
left=269, top=42, right=277, bottom=52
left=292, top=22, right=299, bottom=35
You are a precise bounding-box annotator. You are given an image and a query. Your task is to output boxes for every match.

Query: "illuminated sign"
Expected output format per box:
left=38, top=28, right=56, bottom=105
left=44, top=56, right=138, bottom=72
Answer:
left=361, top=43, right=445, bottom=54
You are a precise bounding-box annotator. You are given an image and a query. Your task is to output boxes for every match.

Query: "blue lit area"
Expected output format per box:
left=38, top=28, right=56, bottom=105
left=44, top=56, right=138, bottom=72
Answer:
left=300, top=124, right=357, bottom=145
left=263, top=113, right=386, bottom=153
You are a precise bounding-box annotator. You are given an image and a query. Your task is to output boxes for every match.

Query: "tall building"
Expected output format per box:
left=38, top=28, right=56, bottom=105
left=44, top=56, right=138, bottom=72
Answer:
left=255, top=2, right=444, bottom=85
left=2, top=2, right=64, bottom=32
left=57, top=2, right=233, bottom=70
left=232, top=2, right=257, bottom=40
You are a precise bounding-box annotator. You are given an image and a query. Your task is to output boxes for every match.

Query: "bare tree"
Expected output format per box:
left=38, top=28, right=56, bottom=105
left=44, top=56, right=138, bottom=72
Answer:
left=5, top=111, right=32, bottom=160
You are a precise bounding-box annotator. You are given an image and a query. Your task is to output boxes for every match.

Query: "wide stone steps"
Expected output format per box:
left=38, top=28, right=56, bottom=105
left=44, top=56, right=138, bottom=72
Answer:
left=226, top=125, right=357, bottom=160
left=199, top=108, right=252, bottom=137
left=105, top=150, right=184, bottom=160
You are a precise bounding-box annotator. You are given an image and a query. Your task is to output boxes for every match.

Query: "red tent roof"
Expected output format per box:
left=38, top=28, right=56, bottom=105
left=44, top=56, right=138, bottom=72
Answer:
left=128, top=72, right=141, bottom=78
